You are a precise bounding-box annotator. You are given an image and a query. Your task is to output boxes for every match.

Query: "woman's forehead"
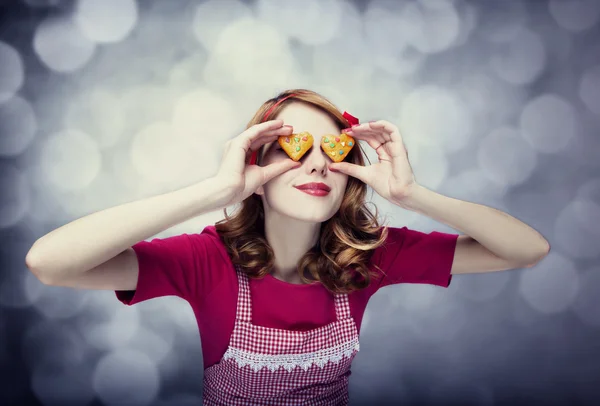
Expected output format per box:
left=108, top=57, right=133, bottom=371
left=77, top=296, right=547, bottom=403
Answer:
left=276, top=103, right=339, bottom=131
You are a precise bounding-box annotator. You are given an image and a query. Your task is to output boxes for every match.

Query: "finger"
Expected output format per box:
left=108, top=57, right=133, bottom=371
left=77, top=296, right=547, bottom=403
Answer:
left=259, top=159, right=301, bottom=184
left=247, top=126, right=293, bottom=154
left=223, top=121, right=290, bottom=174
left=363, top=120, right=402, bottom=143
left=328, top=162, right=369, bottom=183
left=346, top=129, right=386, bottom=143
left=343, top=130, right=389, bottom=153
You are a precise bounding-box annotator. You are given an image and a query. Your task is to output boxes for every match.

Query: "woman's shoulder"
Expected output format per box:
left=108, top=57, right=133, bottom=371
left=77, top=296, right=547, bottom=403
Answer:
left=189, top=224, right=233, bottom=264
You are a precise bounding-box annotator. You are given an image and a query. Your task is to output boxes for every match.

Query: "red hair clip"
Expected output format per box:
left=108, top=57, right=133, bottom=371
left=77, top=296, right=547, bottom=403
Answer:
left=342, top=111, right=359, bottom=127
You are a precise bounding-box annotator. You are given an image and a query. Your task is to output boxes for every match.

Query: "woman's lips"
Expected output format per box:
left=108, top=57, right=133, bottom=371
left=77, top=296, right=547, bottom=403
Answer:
left=295, top=188, right=330, bottom=197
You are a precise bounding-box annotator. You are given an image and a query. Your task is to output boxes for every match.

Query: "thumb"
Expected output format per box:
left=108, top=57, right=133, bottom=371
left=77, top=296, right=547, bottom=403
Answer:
left=329, top=162, right=368, bottom=183
left=261, top=159, right=301, bottom=184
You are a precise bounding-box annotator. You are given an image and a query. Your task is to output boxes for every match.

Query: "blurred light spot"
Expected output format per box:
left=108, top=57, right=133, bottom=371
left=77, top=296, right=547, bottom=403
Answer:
left=577, top=177, right=600, bottom=205
left=554, top=198, right=600, bottom=259
left=33, top=15, right=96, bottom=73
left=255, top=0, right=342, bottom=45
left=203, top=17, right=298, bottom=91
left=519, top=253, right=579, bottom=313
left=579, top=65, right=600, bottom=115
left=58, top=170, right=126, bottom=220
left=130, top=121, right=200, bottom=185
left=172, top=88, right=240, bottom=158
left=155, top=394, right=204, bottom=406
left=549, top=0, right=600, bottom=32
left=454, top=271, right=511, bottom=302
left=569, top=199, right=600, bottom=237
left=23, top=0, right=67, bottom=7
left=23, top=268, right=46, bottom=304
left=455, top=72, right=525, bottom=128
left=120, top=85, right=175, bottom=132
left=363, top=3, right=427, bottom=76
left=520, top=94, right=576, bottom=153
left=128, top=326, right=175, bottom=365
left=81, top=307, right=140, bottom=351
left=64, top=88, right=125, bottom=149
left=478, top=127, right=538, bottom=187
left=192, top=0, right=252, bottom=51
left=75, top=0, right=138, bottom=43
left=403, top=0, right=462, bottom=54
left=32, top=285, right=90, bottom=319
left=31, top=359, right=95, bottom=406
left=406, top=298, right=467, bottom=342
left=429, top=379, right=494, bottom=406
left=364, top=3, right=408, bottom=52
left=168, top=52, right=209, bottom=91
left=22, top=320, right=88, bottom=369
left=400, top=85, right=472, bottom=152
left=0, top=95, right=37, bottom=156
left=93, top=350, right=160, bottom=406
left=439, top=169, right=508, bottom=210
left=0, top=42, right=24, bottom=103
left=491, top=28, right=546, bottom=85
left=405, top=144, right=450, bottom=191
left=39, top=129, right=102, bottom=192
left=452, top=1, right=479, bottom=48
left=571, top=266, right=600, bottom=327
left=479, top=0, right=528, bottom=43
left=0, top=163, right=29, bottom=228
left=0, top=269, right=37, bottom=309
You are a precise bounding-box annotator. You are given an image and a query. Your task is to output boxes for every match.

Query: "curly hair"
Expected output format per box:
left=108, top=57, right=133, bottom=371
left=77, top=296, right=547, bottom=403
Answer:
left=214, top=89, right=389, bottom=294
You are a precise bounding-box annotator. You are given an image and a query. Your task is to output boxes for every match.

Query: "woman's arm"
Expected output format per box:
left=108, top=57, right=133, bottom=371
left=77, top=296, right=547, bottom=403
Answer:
left=25, top=177, right=230, bottom=287
left=396, top=184, right=550, bottom=274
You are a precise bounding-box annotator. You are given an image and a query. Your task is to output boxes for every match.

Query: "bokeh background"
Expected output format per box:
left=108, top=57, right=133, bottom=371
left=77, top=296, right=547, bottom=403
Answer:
left=1, top=0, right=599, bottom=404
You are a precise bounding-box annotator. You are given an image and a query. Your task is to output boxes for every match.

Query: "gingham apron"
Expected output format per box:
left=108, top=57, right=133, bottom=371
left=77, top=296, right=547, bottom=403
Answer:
left=202, top=265, right=360, bottom=405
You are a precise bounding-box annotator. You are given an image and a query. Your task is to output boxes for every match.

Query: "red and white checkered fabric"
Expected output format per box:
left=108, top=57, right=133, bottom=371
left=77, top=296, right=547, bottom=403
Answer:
left=203, top=265, right=360, bottom=405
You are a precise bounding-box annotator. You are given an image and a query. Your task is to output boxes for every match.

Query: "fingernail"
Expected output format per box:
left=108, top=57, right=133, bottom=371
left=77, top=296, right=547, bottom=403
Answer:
left=283, top=125, right=293, bottom=128
left=342, top=127, right=352, bottom=132
left=351, top=124, right=359, bottom=127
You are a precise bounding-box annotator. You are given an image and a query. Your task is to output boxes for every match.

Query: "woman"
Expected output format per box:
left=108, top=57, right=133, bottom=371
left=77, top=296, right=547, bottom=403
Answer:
left=25, top=89, right=550, bottom=405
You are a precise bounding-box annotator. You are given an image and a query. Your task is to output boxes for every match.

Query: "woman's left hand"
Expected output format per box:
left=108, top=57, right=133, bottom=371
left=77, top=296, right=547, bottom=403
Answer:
left=328, top=120, right=418, bottom=204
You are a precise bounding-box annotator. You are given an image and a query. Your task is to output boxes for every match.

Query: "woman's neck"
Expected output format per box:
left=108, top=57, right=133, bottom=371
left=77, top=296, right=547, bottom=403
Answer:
left=264, top=214, right=320, bottom=283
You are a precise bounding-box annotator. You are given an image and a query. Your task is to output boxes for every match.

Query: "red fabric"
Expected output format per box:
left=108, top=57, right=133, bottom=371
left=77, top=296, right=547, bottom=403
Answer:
left=115, top=225, right=459, bottom=370
left=342, top=111, right=359, bottom=126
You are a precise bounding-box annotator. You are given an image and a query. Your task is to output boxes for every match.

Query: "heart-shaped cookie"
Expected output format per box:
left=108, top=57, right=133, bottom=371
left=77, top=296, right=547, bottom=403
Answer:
left=278, top=131, right=314, bottom=161
left=320, top=133, right=355, bottom=163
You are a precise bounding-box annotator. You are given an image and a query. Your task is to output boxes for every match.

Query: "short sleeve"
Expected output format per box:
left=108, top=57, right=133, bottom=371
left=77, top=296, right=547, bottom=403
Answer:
left=115, top=233, right=199, bottom=305
left=370, top=226, right=459, bottom=290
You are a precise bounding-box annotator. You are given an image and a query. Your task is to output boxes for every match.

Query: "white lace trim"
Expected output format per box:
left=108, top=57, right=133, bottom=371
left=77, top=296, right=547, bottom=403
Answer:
left=222, top=337, right=360, bottom=373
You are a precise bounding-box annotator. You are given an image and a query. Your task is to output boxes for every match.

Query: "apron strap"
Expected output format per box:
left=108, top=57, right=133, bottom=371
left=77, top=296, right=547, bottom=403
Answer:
left=234, top=265, right=253, bottom=323
left=334, top=293, right=352, bottom=321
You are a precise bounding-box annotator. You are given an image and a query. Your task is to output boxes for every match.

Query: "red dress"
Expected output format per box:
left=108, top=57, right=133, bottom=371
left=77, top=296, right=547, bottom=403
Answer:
left=115, top=225, right=459, bottom=402
left=202, top=265, right=359, bottom=405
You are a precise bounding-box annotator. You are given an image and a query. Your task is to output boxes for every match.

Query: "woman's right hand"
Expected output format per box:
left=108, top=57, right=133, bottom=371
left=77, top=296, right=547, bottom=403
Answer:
left=213, top=119, right=300, bottom=207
